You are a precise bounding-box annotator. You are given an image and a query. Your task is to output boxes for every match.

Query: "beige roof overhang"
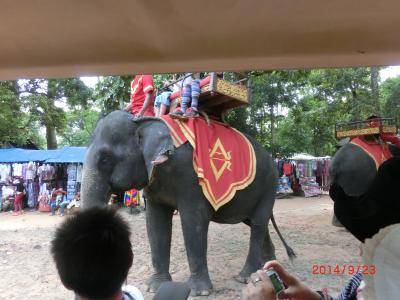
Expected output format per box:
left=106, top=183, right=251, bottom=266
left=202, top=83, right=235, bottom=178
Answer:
left=1, top=0, right=400, bottom=80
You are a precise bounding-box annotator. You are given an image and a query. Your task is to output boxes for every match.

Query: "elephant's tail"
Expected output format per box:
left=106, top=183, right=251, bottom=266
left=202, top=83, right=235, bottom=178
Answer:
left=271, top=213, right=296, bottom=260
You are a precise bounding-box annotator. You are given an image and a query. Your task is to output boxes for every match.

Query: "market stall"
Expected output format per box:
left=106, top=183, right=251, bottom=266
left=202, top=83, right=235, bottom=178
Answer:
left=0, top=147, right=86, bottom=212
left=276, top=153, right=330, bottom=198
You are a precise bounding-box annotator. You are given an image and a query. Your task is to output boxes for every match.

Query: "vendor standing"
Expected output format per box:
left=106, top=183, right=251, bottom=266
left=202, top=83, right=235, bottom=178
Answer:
left=12, top=178, right=25, bottom=216
left=124, top=74, right=155, bottom=117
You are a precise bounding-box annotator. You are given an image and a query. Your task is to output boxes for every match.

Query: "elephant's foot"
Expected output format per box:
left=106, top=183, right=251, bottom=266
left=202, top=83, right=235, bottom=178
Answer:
left=235, top=259, right=265, bottom=284
left=187, top=273, right=213, bottom=296
left=146, top=273, right=172, bottom=293
left=233, top=274, right=248, bottom=283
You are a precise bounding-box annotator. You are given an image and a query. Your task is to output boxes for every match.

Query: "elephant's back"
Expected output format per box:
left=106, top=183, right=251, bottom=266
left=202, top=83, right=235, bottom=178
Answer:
left=330, top=143, right=377, bottom=196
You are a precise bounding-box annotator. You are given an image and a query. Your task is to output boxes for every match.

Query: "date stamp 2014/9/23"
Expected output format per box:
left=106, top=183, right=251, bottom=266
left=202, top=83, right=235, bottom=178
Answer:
left=312, top=264, right=376, bottom=276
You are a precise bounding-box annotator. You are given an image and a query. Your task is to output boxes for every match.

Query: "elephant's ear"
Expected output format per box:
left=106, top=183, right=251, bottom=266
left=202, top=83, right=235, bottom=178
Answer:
left=134, top=117, right=174, bottom=182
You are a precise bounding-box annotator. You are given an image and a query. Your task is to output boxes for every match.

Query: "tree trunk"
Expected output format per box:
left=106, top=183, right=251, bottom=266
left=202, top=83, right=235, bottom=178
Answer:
left=351, top=88, right=361, bottom=120
left=269, top=105, right=275, bottom=156
left=370, top=67, right=380, bottom=114
left=119, top=97, right=124, bottom=110
left=46, top=124, right=58, bottom=149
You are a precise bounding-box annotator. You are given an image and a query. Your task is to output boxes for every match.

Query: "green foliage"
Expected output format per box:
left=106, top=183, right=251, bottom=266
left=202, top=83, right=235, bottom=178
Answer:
left=381, top=77, right=400, bottom=126
left=93, top=76, right=131, bottom=113
left=93, top=74, right=172, bottom=114
left=308, top=68, right=375, bottom=120
left=226, top=68, right=397, bottom=157
left=59, top=108, right=100, bottom=147
left=20, top=78, right=93, bottom=149
left=0, top=78, right=93, bottom=149
left=0, top=82, right=29, bottom=146
left=153, top=74, right=174, bottom=91
left=275, top=96, right=338, bottom=157
left=226, top=70, right=309, bottom=155
left=1, top=68, right=400, bottom=155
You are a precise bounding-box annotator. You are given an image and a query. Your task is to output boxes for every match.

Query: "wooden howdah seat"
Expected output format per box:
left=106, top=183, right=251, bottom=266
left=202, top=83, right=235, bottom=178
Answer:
left=335, top=118, right=397, bottom=139
left=168, top=72, right=250, bottom=121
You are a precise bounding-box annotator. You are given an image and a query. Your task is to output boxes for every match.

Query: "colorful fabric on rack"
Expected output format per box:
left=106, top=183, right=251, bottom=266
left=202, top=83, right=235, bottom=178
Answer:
left=299, top=176, right=321, bottom=197
left=283, top=162, right=293, bottom=176
left=0, top=164, right=10, bottom=182
left=27, top=180, right=35, bottom=208
left=12, top=163, right=23, bottom=177
left=26, top=162, right=36, bottom=180
left=277, top=176, right=292, bottom=194
left=76, top=164, right=83, bottom=183
left=38, top=194, right=50, bottom=212
left=67, top=164, right=77, bottom=181
left=124, top=189, right=140, bottom=206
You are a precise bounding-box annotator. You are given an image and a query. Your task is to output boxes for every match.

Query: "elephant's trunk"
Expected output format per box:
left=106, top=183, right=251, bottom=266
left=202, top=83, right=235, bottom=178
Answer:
left=81, top=164, right=111, bottom=209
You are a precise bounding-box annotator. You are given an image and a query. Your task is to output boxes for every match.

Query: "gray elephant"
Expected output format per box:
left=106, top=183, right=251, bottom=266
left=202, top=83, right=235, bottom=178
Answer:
left=81, top=110, right=294, bottom=296
left=330, top=139, right=400, bottom=197
left=329, top=138, right=400, bottom=232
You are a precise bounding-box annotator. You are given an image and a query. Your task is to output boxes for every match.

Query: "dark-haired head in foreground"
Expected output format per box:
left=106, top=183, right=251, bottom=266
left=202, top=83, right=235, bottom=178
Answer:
left=51, top=207, right=133, bottom=299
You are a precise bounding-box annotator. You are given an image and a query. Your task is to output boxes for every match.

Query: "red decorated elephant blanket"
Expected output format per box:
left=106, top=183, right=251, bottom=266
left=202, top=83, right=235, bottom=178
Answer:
left=350, top=137, right=392, bottom=169
left=162, top=115, right=256, bottom=210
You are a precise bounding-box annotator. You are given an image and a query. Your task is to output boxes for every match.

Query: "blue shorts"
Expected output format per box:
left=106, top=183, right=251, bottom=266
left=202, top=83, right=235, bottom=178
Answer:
left=154, top=92, right=172, bottom=108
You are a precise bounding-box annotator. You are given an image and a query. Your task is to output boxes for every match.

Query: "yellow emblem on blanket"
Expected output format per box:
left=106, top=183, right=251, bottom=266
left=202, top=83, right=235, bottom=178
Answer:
left=209, top=138, right=232, bottom=182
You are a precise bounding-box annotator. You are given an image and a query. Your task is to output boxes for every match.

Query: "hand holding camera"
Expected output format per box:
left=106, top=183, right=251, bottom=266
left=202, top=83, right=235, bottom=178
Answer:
left=242, top=260, right=322, bottom=300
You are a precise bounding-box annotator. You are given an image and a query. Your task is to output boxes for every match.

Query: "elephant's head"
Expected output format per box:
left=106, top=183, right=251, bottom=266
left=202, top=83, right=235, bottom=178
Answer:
left=81, top=110, right=173, bottom=209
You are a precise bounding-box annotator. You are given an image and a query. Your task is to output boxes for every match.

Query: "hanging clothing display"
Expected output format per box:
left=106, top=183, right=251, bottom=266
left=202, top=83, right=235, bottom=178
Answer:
left=67, top=164, right=77, bottom=181
left=275, top=156, right=331, bottom=197
left=66, top=164, right=77, bottom=201
left=124, top=189, right=140, bottom=206
left=0, top=164, right=11, bottom=183
left=0, top=159, right=85, bottom=213
left=76, top=164, right=83, bottom=183
left=277, top=176, right=292, bottom=194
left=12, top=163, right=23, bottom=177
left=283, top=162, right=293, bottom=176
left=26, top=162, right=36, bottom=180
left=38, top=192, right=50, bottom=212
left=299, top=177, right=321, bottom=197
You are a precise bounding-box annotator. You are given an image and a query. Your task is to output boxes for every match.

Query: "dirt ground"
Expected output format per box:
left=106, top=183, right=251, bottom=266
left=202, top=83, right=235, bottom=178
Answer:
left=0, top=195, right=361, bottom=299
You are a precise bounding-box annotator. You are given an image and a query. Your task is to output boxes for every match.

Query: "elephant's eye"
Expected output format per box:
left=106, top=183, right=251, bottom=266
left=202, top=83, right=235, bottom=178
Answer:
left=101, top=155, right=111, bottom=163
left=98, top=153, right=114, bottom=169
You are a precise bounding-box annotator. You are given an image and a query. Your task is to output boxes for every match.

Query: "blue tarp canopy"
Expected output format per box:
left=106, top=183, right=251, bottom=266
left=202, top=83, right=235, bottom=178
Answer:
left=45, top=147, right=87, bottom=163
left=0, top=147, right=86, bottom=163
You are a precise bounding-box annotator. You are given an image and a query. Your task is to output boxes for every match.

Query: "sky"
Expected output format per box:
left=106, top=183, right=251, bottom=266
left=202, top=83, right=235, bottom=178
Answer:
left=80, top=76, right=99, bottom=88
left=379, top=66, right=400, bottom=81
left=80, top=66, right=400, bottom=88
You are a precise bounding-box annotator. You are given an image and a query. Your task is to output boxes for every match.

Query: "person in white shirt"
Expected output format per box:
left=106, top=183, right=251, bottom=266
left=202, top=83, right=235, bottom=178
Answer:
left=67, top=192, right=80, bottom=210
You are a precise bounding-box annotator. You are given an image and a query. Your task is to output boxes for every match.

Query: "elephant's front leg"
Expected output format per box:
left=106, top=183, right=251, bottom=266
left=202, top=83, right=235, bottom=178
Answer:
left=145, top=200, right=174, bottom=292
left=180, top=210, right=213, bottom=296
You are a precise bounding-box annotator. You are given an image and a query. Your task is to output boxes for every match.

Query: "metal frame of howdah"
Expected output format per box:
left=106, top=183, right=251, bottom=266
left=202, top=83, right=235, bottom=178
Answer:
left=335, top=118, right=397, bottom=139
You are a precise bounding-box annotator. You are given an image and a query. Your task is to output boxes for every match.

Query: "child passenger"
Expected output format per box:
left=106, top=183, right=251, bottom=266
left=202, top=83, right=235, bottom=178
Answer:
left=170, top=73, right=201, bottom=118
left=154, top=75, right=180, bottom=117
left=51, top=207, right=144, bottom=300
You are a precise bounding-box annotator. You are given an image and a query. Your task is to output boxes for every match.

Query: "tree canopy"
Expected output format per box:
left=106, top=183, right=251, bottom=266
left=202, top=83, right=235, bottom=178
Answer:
left=0, top=68, right=399, bottom=154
